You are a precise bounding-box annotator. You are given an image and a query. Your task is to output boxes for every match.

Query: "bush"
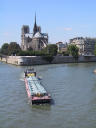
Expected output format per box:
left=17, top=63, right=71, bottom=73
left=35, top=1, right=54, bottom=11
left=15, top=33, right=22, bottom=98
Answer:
left=68, top=44, right=79, bottom=58
left=17, top=51, right=35, bottom=56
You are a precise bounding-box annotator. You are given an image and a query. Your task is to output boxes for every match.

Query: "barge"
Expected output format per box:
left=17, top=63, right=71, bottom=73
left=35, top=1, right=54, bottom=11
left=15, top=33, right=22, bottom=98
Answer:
left=24, top=69, right=51, bottom=104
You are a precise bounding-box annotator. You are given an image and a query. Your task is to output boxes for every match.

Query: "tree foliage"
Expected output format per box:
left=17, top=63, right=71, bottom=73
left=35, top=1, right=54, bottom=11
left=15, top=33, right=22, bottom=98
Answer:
left=0, top=42, right=21, bottom=55
left=68, top=44, right=79, bottom=58
left=43, top=44, right=58, bottom=56
left=0, top=43, right=58, bottom=57
left=8, top=42, right=21, bottom=55
left=17, top=50, right=48, bottom=56
left=94, top=43, right=96, bottom=56
left=0, top=43, right=9, bottom=55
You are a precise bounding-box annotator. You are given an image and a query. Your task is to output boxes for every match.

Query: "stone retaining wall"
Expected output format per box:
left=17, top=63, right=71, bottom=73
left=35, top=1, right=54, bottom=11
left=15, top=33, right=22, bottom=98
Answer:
left=0, top=56, right=96, bottom=66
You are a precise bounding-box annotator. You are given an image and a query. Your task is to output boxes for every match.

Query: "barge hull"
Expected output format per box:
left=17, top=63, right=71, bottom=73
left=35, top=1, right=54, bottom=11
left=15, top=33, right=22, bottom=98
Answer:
left=24, top=69, right=51, bottom=105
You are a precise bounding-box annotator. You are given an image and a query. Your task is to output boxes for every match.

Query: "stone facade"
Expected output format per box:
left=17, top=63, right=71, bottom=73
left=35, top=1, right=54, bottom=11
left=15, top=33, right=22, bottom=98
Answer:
left=70, top=37, right=95, bottom=55
left=56, top=42, right=68, bottom=52
left=21, top=15, right=48, bottom=51
left=84, top=38, right=95, bottom=55
left=70, top=37, right=85, bottom=55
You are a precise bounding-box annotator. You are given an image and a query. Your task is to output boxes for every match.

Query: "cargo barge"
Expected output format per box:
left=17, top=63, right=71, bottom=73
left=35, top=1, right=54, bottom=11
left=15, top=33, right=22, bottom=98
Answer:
left=24, top=69, right=51, bottom=104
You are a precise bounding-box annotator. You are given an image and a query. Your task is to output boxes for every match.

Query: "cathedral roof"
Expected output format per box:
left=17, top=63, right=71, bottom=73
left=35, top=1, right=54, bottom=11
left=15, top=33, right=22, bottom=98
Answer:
left=25, top=33, right=32, bottom=38
left=33, top=32, right=43, bottom=38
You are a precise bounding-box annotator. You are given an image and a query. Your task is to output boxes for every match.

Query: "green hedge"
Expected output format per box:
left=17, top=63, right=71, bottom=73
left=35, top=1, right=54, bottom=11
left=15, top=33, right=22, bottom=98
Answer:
left=17, top=50, right=51, bottom=56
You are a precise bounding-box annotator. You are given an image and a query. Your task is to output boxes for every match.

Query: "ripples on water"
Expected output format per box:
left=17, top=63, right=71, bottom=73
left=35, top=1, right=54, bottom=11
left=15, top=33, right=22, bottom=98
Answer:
left=0, top=62, right=96, bottom=128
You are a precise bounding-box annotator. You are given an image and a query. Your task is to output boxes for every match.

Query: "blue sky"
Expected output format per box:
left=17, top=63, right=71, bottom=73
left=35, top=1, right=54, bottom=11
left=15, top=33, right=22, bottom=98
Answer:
left=0, top=0, right=96, bottom=47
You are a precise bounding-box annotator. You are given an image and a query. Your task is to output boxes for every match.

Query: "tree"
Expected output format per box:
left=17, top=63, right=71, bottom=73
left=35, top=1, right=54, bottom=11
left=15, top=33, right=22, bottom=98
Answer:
left=43, top=44, right=58, bottom=56
left=94, top=43, right=96, bottom=56
left=8, top=42, right=21, bottom=55
left=68, top=44, right=79, bottom=58
left=1, top=43, right=9, bottom=55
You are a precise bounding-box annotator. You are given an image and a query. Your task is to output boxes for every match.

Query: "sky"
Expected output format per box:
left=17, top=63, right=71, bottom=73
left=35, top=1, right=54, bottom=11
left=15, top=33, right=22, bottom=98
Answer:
left=0, top=0, right=96, bottom=47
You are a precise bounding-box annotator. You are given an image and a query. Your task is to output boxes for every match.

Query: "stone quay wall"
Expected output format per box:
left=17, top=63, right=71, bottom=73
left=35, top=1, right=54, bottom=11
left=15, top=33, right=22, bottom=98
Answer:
left=0, top=56, right=96, bottom=66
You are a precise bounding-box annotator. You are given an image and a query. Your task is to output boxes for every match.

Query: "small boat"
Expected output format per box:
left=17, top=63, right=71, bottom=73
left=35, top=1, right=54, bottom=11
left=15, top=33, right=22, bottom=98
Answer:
left=24, top=68, right=51, bottom=104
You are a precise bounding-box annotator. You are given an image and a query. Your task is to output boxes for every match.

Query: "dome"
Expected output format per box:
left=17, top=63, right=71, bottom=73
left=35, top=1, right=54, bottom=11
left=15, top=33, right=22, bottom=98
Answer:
left=33, top=32, right=42, bottom=38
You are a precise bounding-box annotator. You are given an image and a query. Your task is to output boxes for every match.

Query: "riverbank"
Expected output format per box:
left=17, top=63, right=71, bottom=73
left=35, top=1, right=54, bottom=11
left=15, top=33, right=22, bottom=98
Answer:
left=0, top=55, right=96, bottom=66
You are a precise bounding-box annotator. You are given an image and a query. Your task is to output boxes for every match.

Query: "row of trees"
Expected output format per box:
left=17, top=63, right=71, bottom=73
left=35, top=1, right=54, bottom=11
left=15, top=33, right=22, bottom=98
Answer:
left=0, top=43, right=58, bottom=56
left=0, top=42, right=79, bottom=58
left=0, top=42, right=21, bottom=55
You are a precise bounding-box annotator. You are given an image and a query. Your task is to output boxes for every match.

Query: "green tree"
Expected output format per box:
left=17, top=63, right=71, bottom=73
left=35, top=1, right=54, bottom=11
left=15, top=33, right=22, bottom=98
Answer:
left=68, top=44, right=79, bottom=58
left=8, top=42, right=21, bottom=55
left=1, top=43, right=9, bottom=55
left=44, top=44, right=58, bottom=56
left=94, top=43, right=96, bottom=56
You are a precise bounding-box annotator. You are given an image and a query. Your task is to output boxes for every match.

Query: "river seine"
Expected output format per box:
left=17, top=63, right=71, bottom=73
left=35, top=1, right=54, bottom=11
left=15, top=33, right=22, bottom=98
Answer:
left=0, top=62, right=96, bottom=128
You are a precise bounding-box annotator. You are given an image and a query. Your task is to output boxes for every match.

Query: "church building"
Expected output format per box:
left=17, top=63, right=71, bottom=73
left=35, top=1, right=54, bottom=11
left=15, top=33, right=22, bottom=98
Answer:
left=21, top=15, right=48, bottom=51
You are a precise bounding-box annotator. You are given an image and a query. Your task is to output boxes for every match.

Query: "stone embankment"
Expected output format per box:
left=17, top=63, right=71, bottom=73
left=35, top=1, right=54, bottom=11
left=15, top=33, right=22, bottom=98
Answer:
left=0, top=55, right=96, bottom=66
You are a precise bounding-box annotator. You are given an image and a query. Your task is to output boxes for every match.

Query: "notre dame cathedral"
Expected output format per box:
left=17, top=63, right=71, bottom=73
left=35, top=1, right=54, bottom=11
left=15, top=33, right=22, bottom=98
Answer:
left=21, top=15, right=48, bottom=51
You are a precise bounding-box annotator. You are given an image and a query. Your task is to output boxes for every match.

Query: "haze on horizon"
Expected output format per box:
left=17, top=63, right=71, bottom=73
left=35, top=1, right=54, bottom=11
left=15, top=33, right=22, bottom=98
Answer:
left=1, top=0, right=96, bottom=47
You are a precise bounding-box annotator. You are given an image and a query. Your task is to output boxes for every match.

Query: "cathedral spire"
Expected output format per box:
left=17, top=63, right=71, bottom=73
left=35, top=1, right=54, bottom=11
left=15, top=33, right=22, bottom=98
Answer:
left=35, top=12, right=37, bottom=26
left=33, top=13, right=38, bottom=35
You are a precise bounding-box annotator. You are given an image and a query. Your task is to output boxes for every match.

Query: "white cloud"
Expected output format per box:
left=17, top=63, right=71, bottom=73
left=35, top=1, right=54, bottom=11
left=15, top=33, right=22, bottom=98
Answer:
left=64, top=27, right=72, bottom=31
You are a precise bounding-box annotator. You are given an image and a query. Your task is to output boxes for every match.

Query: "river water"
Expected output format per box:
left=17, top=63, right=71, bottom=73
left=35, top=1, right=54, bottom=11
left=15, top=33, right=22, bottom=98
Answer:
left=0, top=62, right=96, bottom=128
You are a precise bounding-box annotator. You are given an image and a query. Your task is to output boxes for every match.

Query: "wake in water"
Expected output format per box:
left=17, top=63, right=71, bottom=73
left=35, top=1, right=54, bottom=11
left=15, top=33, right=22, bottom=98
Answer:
left=19, top=78, right=24, bottom=81
left=19, top=72, right=25, bottom=81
